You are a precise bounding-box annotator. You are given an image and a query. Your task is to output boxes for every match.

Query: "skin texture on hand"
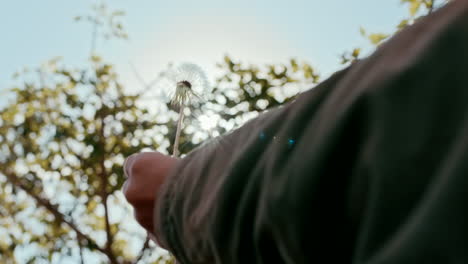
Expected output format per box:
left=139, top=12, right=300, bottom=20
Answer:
left=122, top=152, right=179, bottom=244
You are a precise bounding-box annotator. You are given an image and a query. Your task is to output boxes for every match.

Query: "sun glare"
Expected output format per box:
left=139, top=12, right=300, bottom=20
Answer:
left=199, top=114, right=219, bottom=131
left=129, top=14, right=300, bottom=91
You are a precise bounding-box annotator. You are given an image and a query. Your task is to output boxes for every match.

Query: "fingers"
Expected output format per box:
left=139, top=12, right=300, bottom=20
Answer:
left=134, top=204, right=155, bottom=231
left=123, top=153, right=139, bottom=179
left=123, top=152, right=173, bottom=204
left=122, top=151, right=179, bottom=236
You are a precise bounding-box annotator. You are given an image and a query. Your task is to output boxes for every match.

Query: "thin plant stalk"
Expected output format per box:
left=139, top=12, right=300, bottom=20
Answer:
left=172, top=106, right=185, bottom=157
left=168, top=64, right=209, bottom=157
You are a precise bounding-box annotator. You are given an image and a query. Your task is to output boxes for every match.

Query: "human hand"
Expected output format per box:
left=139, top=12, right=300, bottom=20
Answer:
left=122, top=152, right=179, bottom=241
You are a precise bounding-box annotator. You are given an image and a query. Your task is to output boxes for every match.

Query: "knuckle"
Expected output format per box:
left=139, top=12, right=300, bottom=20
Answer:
left=122, top=181, right=139, bottom=205
left=129, top=155, right=148, bottom=177
left=134, top=209, right=154, bottom=231
left=123, top=184, right=150, bottom=205
left=122, top=185, right=134, bottom=203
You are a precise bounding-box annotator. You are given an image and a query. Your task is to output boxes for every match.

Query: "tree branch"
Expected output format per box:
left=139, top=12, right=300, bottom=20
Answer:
left=428, top=0, right=435, bottom=14
left=79, top=242, right=85, bottom=264
left=129, top=61, right=161, bottom=97
left=3, top=171, right=112, bottom=258
left=90, top=18, right=99, bottom=56
left=98, top=117, right=118, bottom=264
left=133, top=236, right=150, bottom=264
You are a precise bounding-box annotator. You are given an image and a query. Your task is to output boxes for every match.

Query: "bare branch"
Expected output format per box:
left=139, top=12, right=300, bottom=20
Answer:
left=3, top=171, right=110, bottom=258
left=97, top=115, right=118, bottom=264
left=79, top=242, right=85, bottom=264
left=133, top=236, right=150, bottom=264
left=129, top=61, right=161, bottom=97
left=427, top=0, right=435, bottom=14
left=91, top=20, right=98, bottom=56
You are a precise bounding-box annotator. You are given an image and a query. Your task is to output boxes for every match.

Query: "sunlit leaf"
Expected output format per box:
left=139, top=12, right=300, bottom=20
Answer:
left=409, top=1, right=422, bottom=16
left=359, top=26, right=367, bottom=36
left=368, top=33, right=389, bottom=45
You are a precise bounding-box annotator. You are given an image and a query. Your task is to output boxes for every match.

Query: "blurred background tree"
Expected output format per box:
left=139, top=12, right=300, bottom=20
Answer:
left=0, top=0, right=450, bottom=263
left=340, top=0, right=449, bottom=64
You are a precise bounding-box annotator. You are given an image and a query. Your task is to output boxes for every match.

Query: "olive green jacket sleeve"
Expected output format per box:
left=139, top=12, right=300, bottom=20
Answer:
left=154, top=2, right=468, bottom=263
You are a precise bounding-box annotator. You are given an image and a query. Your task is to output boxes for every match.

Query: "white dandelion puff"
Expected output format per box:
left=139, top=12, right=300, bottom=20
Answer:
left=159, top=63, right=210, bottom=157
left=161, top=63, right=210, bottom=107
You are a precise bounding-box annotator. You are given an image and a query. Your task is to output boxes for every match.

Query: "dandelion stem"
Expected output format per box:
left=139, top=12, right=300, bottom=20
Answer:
left=172, top=106, right=185, bottom=157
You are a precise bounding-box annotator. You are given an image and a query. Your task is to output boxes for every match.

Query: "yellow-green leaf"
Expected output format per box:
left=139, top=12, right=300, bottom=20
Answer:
left=409, top=1, right=422, bottom=16
left=359, top=27, right=366, bottom=36
left=397, top=19, right=410, bottom=30
left=352, top=48, right=361, bottom=58
left=368, top=33, right=389, bottom=45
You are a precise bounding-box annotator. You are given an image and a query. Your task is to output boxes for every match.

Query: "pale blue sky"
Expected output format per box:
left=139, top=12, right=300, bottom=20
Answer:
left=1, top=0, right=409, bottom=92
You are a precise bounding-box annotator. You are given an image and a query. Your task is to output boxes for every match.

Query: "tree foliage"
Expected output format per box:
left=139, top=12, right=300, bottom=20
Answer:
left=340, top=0, right=450, bottom=64
left=0, top=56, right=168, bottom=263
left=0, top=49, right=318, bottom=264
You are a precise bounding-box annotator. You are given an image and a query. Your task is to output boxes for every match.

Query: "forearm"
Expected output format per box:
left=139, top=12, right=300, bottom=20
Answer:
left=152, top=67, right=349, bottom=262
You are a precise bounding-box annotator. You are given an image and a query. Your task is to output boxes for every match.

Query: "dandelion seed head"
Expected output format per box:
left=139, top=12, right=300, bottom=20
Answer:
left=160, top=62, right=210, bottom=106
left=177, top=80, right=192, bottom=89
